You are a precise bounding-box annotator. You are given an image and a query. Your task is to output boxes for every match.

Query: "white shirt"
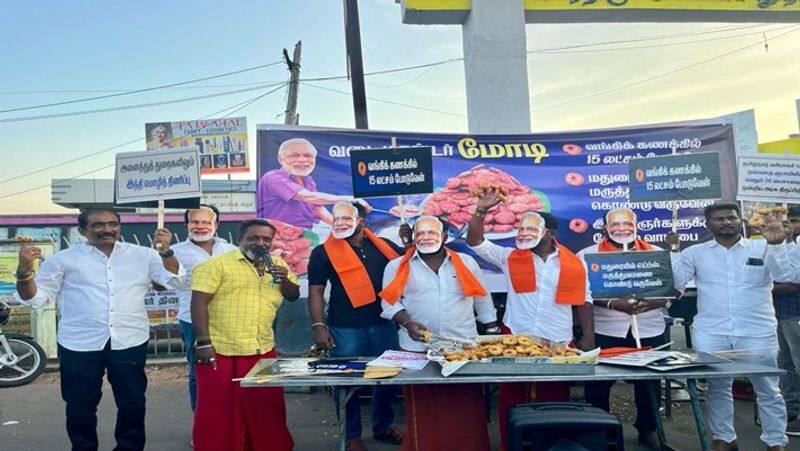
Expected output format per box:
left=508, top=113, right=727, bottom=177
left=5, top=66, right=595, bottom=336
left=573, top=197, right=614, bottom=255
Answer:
left=14, top=242, right=185, bottom=351
left=672, top=238, right=791, bottom=337
left=577, top=243, right=680, bottom=339
left=171, top=237, right=237, bottom=323
left=381, top=250, right=497, bottom=352
left=469, top=239, right=591, bottom=343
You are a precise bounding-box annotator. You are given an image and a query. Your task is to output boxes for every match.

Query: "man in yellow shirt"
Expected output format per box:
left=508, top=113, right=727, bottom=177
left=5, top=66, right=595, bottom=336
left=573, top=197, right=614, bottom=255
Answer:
left=190, top=219, right=300, bottom=451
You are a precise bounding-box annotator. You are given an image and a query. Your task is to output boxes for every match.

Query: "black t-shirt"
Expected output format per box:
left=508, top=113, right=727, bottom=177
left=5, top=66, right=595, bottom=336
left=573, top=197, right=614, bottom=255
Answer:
left=308, top=237, right=404, bottom=328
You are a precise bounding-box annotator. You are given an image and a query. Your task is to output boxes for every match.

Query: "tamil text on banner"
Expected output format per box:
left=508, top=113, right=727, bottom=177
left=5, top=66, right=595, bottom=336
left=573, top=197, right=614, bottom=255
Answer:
left=146, top=117, right=249, bottom=174
left=584, top=250, right=676, bottom=300
left=256, top=123, right=736, bottom=291
left=115, top=147, right=203, bottom=204
left=628, top=152, right=722, bottom=203
left=350, top=146, right=434, bottom=198
left=737, top=154, right=800, bottom=203
left=144, top=290, right=179, bottom=326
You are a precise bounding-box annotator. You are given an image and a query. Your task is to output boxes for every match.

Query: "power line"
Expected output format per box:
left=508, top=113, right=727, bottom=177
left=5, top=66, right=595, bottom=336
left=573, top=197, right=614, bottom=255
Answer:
left=531, top=26, right=800, bottom=114
left=0, top=82, right=286, bottom=124
left=0, top=84, right=288, bottom=185
left=534, top=24, right=796, bottom=54
left=302, top=82, right=467, bottom=118
left=0, top=84, right=287, bottom=193
left=526, top=23, right=776, bottom=54
left=0, top=61, right=284, bottom=114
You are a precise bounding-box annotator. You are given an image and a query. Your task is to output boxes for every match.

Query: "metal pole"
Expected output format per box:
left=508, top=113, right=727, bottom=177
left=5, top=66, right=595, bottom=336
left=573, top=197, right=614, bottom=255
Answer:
left=343, top=0, right=368, bottom=129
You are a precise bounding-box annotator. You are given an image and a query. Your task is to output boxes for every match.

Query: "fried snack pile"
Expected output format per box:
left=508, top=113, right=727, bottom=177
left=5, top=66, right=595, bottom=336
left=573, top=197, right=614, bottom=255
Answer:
left=443, top=335, right=580, bottom=362
left=748, top=205, right=788, bottom=228
left=422, top=165, right=544, bottom=232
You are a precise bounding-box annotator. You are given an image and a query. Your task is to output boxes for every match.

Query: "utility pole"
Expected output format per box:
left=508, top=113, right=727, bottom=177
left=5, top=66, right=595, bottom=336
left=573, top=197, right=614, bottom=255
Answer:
left=343, top=0, right=369, bottom=129
left=283, top=41, right=302, bottom=125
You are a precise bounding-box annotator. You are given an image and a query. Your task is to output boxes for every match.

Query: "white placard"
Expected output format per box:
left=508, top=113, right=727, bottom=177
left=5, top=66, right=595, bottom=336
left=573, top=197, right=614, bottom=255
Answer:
left=115, top=147, right=202, bottom=204
left=737, top=154, right=800, bottom=203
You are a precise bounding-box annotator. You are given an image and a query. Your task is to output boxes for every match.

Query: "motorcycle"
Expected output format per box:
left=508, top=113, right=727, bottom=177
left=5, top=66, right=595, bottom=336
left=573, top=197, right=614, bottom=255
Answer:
left=0, top=300, right=47, bottom=387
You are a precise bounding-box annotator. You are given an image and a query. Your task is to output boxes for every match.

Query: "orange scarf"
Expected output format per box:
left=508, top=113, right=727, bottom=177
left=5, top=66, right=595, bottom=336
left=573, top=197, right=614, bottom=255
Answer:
left=597, top=236, right=653, bottom=252
left=380, top=247, right=487, bottom=305
left=507, top=241, right=586, bottom=306
left=323, top=229, right=400, bottom=308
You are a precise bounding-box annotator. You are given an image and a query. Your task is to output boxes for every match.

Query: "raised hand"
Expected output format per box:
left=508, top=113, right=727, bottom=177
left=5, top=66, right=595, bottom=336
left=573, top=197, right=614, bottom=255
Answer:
left=17, top=239, right=42, bottom=274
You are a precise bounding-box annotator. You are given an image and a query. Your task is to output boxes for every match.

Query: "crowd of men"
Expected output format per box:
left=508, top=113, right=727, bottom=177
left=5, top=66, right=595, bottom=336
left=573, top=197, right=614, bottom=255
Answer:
left=11, top=196, right=800, bottom=451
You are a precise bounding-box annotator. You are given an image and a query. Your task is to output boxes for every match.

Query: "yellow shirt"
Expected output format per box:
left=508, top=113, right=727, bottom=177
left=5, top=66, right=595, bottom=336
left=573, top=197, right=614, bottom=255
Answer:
left=191, top=249, right=297, bottom=356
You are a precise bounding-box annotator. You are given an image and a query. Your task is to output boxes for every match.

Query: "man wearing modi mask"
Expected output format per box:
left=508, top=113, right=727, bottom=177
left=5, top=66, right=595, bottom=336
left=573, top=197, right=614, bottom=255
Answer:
left=307, top=201, right=406, bottom=450
left=171, top=204, right=237, bottom=412
left=466, top=186, right=594, bottom=451
left=577, top=207, right=681, bottom=449
left=381, top=215, right=497, bottom=451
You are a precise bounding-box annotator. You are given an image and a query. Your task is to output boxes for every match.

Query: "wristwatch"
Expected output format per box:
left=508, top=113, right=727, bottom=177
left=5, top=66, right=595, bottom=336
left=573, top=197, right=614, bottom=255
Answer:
left=159, top=249, right=175, bottom=258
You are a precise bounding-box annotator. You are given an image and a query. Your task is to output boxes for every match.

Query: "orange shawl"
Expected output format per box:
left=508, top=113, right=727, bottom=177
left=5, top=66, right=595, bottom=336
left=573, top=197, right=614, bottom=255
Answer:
left=323, top=229, right=400, bottom=308
left=507, top=241, right=586, bottom=306
left=380, top=247, right=487, bottom=305
left=597, top=236, right=653, bottom=252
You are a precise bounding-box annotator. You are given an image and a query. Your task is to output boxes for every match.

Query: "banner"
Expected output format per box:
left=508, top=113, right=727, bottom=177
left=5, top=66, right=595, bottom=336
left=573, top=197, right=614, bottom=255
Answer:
left=350, top=146, right=434, bottom=198
left=737, top=154, right=800, bottom=203
left=257, top=123, right=735, bottom=291
left=628, top=152, right=722, bottom=202
left=0, top=240, right=56, bottom=302
left=584, top=250, right=676, bottom=300
left=144, top=290, right=179, bottom=326
left=115, top=147, right=203, bottom=204
left=146, top=117, right=249, bottom=174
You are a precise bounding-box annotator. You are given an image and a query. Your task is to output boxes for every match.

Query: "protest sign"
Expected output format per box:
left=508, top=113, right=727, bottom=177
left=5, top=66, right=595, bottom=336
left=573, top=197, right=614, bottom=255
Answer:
left=115, top=147, right=202, bottom=204
left=628, top=152, right=721, bottom=203
left=257, top=123, right=735, bottom=291
left=0, top=240, right=56, bottom=303
left=146, top=117, right=249, bottom=174
left=584, top=250, right=675, bottom=300
left=737, top=155, right=800, bottom=203
left=350, top=146, right=433, bottom=198
left=144, top=290, right=179, bottom=326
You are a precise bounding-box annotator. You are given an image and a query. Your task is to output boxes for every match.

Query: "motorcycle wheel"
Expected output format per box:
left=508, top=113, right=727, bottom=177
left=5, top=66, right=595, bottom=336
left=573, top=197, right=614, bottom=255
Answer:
left=0, top=334, right=47, bottom=388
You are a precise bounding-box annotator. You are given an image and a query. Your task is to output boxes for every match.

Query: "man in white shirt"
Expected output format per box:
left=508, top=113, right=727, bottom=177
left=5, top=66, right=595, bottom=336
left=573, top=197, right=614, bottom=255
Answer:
left=381, top=215, right=497, bottom=451
left=171, top=205, right=236, bottom=412
left=577, top=207, right=679, bottom=448
left=672, top=202, right=792, bottom=451
left=465, top=187, right=593, bottom=449
left=14, top=209, right=184, bottom=451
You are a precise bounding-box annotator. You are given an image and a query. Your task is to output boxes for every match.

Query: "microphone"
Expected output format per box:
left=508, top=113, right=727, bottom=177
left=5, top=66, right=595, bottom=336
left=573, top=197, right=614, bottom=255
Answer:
left=253, top=247, right=280, bottom=283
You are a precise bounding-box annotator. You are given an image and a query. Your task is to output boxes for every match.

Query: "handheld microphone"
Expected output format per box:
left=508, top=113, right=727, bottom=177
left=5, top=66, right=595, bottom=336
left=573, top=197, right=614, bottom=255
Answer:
left=253, top=247, right=280, bottom=283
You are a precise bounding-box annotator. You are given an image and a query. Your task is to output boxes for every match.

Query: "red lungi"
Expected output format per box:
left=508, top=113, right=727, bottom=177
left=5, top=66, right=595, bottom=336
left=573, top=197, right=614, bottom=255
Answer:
left=193, top=349, right=293, bottom=451
left=402, top=383, right=489, bottom=451
left=497, top=325, right=570, bottom=451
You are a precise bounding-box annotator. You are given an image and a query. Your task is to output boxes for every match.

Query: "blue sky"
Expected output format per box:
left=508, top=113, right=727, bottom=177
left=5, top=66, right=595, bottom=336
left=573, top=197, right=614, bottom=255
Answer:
left=1, top=1, right=798, bottom=213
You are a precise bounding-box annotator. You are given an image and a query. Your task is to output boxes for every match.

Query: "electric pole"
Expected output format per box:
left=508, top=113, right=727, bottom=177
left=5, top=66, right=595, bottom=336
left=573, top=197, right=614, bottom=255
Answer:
left=344, top=0, right=368, bottom=129
left=284, top=41, right=302, bottom=125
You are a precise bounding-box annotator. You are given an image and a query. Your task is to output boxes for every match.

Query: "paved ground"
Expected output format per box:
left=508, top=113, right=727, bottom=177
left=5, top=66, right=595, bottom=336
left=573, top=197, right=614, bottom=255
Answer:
left=1, top=363, right=797, bottom=450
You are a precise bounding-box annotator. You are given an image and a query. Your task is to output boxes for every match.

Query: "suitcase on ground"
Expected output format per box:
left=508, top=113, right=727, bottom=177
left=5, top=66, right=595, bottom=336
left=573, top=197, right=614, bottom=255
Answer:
left=506, top=402, right=624, bottom=451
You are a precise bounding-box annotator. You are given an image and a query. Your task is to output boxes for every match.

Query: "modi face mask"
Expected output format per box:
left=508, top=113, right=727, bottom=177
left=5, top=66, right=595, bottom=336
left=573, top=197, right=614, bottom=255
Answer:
left=414, top=216, right=444, bottom=254
left=606, top=209, right=637, bottom=245
left=187, top=208, right=217, bottom=242
left=516, top=213, right=544, bottom=250
left=332, top=202, right=359, bottom=239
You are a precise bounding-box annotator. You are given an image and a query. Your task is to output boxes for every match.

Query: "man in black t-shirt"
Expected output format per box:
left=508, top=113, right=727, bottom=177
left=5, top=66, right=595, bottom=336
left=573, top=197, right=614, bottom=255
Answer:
left=308, top=202, right=406, bottom=450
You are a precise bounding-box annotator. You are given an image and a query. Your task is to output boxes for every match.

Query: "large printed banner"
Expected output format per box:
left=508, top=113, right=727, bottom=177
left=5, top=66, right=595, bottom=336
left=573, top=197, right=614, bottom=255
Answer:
left=257, top=124, right=735, bottom=291
left=737, top=154, right=800, bottom=203
left=146, top=117, right=249, bottom=174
